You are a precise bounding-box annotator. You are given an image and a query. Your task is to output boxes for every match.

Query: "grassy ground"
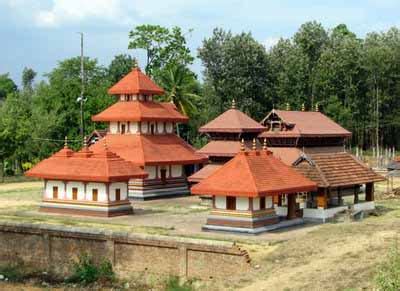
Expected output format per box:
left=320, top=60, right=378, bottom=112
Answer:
left=0, top=180, right=400, bottom=290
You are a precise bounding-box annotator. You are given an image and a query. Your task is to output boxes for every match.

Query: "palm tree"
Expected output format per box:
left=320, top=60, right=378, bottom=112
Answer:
left=157, top=63, right=200, bottom=117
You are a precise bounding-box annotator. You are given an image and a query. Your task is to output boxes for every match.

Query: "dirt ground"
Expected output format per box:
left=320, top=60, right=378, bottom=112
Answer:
left=1, top=180, right=400, bottom=290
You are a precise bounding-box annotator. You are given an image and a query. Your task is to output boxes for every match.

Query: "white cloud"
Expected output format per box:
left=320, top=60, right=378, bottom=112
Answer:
left=264, top=37, right=280, bottom=50
left=33, top=0, right=128, bottom=27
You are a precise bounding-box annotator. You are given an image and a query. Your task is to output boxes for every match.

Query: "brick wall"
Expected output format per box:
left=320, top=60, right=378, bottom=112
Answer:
left=0, top=222, right=250, bottom=279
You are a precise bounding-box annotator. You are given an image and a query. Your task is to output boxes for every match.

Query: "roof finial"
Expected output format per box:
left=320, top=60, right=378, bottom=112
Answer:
left=263, top=138, right=267, bottom=151
left=132, top=57, right=139, bottom=70
left=64, top=136, right=68, bottom=148
left=240, top=138, right=245, bottom=151
left=286, top=103, right=290, bottom=111
left=103, top=138, right=108, bottom=151
left=231, top=99, right=236, bottom=109
left=83, top=135, right=88, bottom=148
left=252, top=138, right=257, bottom=151
left=315, top=102, right=319, bottom=112
left=301, top=103, right=305, bottom=111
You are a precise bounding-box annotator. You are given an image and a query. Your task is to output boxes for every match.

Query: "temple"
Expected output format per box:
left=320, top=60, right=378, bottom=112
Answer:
left=90, top=67, right=207, bottom=199
left=25, top=139, right=147, bottom=216
left=259, top=107, right=385, bottom=221
left=188, top=100, right=265, bottom=183
left=191, top=140, right=317, bottom=234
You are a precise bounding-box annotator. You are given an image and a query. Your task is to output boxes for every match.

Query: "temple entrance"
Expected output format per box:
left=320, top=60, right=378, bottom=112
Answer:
left=226, top=196, right=236, bottom=210
left=72, top=187, right=78, bottom=200
left=52, top=186, right=58, bottom=199
left=160, top=168, right=167, bottom=184
left=92, top=189, right=98, bottom=202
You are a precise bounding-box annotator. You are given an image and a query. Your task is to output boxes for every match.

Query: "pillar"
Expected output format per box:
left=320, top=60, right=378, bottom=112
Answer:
left=287, top=194, right=297, bottom=220
left=354, top=186, right=359, bottom=204
left=366, top=183, right=374, bottom=202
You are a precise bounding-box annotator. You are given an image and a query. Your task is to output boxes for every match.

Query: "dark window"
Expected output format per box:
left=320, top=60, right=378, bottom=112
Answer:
left=121, top=124, right=126, bottom=134
left=150, top=124, right=155, bottom=135
left=92, top=189, right=98, bottom=201
left=72, top=187, right=78, bottom=200
left=260, top=197, right=266, bottom=209
left=52, top=186, right=58, bottom=199
left=160, top=168, right=167, bottom=184
left=226, top=196, right=236, bottom=210
left=115, top=189, right=121, bottom=201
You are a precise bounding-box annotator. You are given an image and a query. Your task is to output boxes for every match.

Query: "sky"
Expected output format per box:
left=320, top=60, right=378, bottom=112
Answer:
left=1, top=0, right=400, bottom=86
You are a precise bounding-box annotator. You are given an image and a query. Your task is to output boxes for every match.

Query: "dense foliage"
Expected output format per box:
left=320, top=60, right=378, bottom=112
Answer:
left=1, top=21, right=400, bottom=177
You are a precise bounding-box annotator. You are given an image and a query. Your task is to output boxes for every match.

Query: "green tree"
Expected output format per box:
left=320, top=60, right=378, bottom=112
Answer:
left=128, top=25, right=194, bottom=76
left=198, top=28, right=270, bottom=120
left=21, top=67, right=37, bottom=91
left=0, top=73, right=17, bottom=100
left=108, top=54, right=137, bottom=83
left=156, top=63, right=200, bottom=117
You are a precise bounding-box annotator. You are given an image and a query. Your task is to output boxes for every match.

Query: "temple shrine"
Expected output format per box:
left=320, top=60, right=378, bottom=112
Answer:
left=26, top=138, right=147, bottom=216
left=188, top=100, right=265, bottom=183
left=90, top=67, right=207, bottom=199
left=191, top=140, right=317, bottom=234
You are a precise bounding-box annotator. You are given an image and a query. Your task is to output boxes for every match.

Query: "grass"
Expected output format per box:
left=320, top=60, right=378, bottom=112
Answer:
left=1, top=180, right=400, bottom=290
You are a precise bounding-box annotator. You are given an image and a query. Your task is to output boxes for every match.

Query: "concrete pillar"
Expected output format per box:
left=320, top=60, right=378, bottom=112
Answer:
left=178, top=246, right=188, bottom=278
left=287, top=194, right=297, bottom=220
left=366, top=183, right=374, bottom=201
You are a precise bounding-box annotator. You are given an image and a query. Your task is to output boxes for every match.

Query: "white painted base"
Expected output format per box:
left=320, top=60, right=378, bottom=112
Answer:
left=203, top=218, right=304, bottom=235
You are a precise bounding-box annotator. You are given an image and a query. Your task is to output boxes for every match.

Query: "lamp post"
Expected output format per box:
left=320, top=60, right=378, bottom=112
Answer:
left=77, top=32, right=85, bottom=141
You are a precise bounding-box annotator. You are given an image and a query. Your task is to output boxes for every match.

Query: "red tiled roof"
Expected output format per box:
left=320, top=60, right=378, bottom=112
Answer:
left=259, top=110, right=351, bottom=138
left=91, top=101, right=189, bottom=123
left=197, top=140, right=254, bottom=157
left=25, top=144, right=147, bottom=182
left=188, top=164, right=223, bottom=183
left=199, top=108, right=265, bottom=133
left=89, top=134, right=208, bottom=166
left=191, top=149, right=317, bottom=197
left=108, top=67, right=164, bottom=95
left=268, top=147, right=303, bottom=166
left=293, top=152, right=385, bottom=188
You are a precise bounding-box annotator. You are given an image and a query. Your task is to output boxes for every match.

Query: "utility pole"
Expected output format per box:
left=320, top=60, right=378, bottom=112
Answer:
left=78, top=32, right=85, bottom=141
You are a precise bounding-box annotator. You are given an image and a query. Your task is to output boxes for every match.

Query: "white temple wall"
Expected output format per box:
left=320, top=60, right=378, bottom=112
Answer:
left=109, top=182, right=128, bottom=201
left=215, top=196, right=226, bottom=209
left=109, top=122, right=118, bottom=134
left=86, top=183, right=106, bottom=202
left=145, top=166, right=157, bottom=179
left=129, top=122, right=139, bottom=133
left=66, top=182, right=84, bottom=200
left=171, top=165, right=182, bottom=177
left=141, top=122, right=148, bottom=133
left=236, top=197, right=249, bottom=211
left=253, top=197, right=260, bottom=211
left=157, top=122, right=164, bottom=134
left=45, top=180, right=65, bottom=199
left=266, top=196, right=273, bottom=208
left=166, top=122, right=173, bottom=133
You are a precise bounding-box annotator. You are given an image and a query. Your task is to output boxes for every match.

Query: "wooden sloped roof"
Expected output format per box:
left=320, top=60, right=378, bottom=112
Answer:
left=89, top=134, right=207, bottom=166
left=191, top=149, right=317, bottom=197
left=293, top=152, right=385, bottom=188
left=92, top=100, right=189, bottom=123
left=260, top=110, right=351, bottom=138
left=199, top=108, right=265, bottom=133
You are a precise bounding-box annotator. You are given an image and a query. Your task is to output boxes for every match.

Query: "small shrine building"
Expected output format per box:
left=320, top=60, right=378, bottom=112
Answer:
left=25, top=139, right=147, bottom=216
left=191, top=141, right=317, bottom=234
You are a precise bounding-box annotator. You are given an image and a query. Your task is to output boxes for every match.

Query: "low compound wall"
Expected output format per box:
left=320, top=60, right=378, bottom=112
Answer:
left=0, top=222, right=250, bottom=280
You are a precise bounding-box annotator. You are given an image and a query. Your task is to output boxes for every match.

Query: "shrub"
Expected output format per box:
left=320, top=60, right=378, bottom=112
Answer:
left=66, top=253, right=115, bottom=286
left=376, top=245, right=400, bottom=291
left=165, top=276, right=194, bottom=291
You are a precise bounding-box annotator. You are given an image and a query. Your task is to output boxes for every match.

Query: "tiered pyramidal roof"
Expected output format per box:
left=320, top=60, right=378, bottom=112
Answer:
left=199, top=100, right=265, bottom=133
left=26, top=140, right=147, bottom=182
left=192, top=144, right=317, bottom=197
